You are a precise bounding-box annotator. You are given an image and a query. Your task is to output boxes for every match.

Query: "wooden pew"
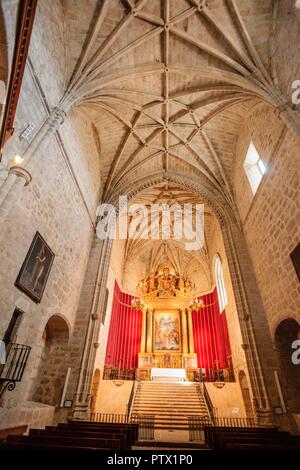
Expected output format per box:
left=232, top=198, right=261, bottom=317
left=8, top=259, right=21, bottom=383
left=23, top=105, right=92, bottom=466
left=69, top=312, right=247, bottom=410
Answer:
left=2, top=441, right=108, bottom=451
left=204, top=426, right=300, bottom=450
left=0, top=425, right=27, bottom=441
left=204, top=426, right=281, bottom=449
left=61, top=421, right=138, bottom=445
left=29, top=427, right=127, bottom=449
left=221, top=435, right=300, bottom=450
left=1, top=420, right=138, bottom=451
left=5, top=434, right=121, bottom=450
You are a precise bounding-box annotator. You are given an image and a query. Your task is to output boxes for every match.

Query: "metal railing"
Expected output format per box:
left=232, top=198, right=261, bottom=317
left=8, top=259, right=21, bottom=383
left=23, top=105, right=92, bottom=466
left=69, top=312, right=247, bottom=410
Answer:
left=135, top=415, right=155, bottom=441
left=126, top=380, right=138, bottom=420
left=188, top=416, right=211, bottom=441
left=195, top=367, right=235, bottom=382
left=103, top=365, right=136, bottom=381
left=0, top=342, right=31, bottom=399
left=90, top=413, right=128, bottom=423
left=188, top=416, right=260, bottom=442
left=203, top=382, right=217, bottom=423
left=89, top=412, right=155, bottom=441
left=212, top=417, right=259, bottom=428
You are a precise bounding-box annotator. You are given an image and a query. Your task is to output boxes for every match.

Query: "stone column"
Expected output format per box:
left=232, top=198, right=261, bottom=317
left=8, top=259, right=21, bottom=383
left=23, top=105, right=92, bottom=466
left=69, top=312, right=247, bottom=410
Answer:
left=222, top=221, right=279, bottom=424
left=0, top=167, right=32, bottom=226
left=140, top=308, right=147, bottom=353
left=0, top=107, right=66, bottom=223
left=187, top=308, right=195, bottom=354
left=146, top=309, right=153, bottom=353
left=72, top=235, right=113, bottom=420
left=180, top=309, right=188, bottom=354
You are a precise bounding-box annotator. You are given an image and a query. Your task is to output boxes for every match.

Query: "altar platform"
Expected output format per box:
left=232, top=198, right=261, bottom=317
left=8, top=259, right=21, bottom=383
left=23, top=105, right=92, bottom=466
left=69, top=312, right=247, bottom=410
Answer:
left=150, top=368, right=187, bottom=382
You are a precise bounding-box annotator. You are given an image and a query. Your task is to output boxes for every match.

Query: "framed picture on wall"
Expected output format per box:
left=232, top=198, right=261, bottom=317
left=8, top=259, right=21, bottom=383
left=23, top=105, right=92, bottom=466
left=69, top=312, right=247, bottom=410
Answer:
left=154, top=311, right=181, bottom=351
left=290, top=243, right=300, bottom=282
left=15, top=231, right=55, bottom=303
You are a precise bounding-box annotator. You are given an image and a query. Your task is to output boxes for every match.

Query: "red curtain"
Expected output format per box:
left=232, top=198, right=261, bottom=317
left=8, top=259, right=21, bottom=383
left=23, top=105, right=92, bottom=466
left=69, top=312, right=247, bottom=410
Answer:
left=105, top=280, right=142, bottom=369
left=192, top=288, right=231, bottom=381
left=105, top=282, right=231, bottom=378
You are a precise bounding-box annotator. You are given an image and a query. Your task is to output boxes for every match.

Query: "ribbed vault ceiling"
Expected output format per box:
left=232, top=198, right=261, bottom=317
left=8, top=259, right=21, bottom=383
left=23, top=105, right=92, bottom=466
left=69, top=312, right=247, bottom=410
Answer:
left=58, top=0, right=288, bottom=208
left=123, top=182, right=212, bottom=262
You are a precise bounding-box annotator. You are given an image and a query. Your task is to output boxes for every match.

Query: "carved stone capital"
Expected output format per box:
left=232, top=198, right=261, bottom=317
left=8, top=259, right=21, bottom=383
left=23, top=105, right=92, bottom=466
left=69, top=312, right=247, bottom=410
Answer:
left=9, top=165, right=32, bottom=186
left=48, top=106, right=67, bottom=131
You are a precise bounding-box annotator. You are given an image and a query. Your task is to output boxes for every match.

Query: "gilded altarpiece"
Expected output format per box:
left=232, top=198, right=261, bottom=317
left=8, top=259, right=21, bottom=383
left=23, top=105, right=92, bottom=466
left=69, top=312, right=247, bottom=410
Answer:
left=137, top=268, right=198, bottom=381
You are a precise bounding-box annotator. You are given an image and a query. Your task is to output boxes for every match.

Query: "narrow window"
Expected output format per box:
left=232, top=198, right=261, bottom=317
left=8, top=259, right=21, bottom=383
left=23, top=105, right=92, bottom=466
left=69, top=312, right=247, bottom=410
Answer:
left=215, top=256, right=228, bottom=312
left=102, top=288, right=109, bottom=325
left=243, top=142, right=266, bottom=194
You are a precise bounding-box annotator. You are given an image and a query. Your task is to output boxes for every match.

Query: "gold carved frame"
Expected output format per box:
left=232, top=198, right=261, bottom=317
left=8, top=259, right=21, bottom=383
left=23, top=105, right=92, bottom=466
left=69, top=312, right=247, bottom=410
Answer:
left=153, top=309, right=182, bottom=353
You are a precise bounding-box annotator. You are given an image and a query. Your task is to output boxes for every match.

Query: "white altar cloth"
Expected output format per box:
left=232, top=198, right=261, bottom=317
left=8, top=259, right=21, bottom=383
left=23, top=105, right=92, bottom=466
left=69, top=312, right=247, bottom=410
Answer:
left=151, top=368, right=186, bottom=382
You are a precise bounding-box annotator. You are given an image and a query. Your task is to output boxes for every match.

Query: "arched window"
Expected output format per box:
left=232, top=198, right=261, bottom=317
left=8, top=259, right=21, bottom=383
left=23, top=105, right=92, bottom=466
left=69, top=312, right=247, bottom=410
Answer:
left=215, top=255, right=228, bottom=312
left=243, top=142, right=266, bottom=194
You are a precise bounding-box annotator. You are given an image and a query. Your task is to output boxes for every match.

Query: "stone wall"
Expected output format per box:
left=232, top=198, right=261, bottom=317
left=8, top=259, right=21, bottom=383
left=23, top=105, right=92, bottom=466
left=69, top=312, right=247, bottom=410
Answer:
left=95, top=266, right=117, bottom=381
left=207, top=217, right=250, bottom=395
left=95, top=380, right=133, bottom=415
left=233, top=103, right=300, bottom=337
left=0, top=2, right=101, bottom=430
left=205, top=382, right=247, bottom=419
left=0, top=0, right=299, bottom=432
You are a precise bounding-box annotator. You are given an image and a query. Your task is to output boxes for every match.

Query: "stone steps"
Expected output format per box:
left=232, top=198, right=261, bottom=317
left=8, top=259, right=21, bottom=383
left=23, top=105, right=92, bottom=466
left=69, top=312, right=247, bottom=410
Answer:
left=131, top=381, right=211, bottom=430
left=133, top=403, right=206, bottom=408
left=132, top=400, right=207, bottom=407
left=133, top=409, right=207, bottom=414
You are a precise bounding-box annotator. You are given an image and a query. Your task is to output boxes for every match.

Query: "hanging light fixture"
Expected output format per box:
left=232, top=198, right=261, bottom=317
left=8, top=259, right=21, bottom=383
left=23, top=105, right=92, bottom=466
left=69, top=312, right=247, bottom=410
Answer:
left=131, top=297, right=144, bottom=310
left=189, top=297, right=204, bottom=311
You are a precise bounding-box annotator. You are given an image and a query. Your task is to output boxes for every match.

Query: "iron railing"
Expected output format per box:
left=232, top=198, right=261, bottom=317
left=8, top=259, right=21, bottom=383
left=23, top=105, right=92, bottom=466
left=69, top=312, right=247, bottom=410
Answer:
left=136, top=415, right=155, bottom=441
left=89, top=412, right=155, bottom=441
left=188, top=416, right=211, bottom=441
left=103, top=365, right=136, bottom=381
left=212, top=417, right=259, bottom=428
left=0, top=342, right=31, bottom=399
left=203, top=382, right=217, bottom=423
left=195, top=367, right=235, bottom=382
left=126, top=380, right=138, bottom=420
left=90, top=413, right=128, bottom=423
left=188, top=416, right=260, bottom=442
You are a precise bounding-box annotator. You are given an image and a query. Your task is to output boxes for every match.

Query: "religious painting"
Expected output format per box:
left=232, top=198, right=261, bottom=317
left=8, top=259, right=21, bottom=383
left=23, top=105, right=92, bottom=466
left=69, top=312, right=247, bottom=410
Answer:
left=290, top=242, right=300, bottom=282
left=154, top=311, right=180, bottom=351
left=15, top=232, right=55, bottom=303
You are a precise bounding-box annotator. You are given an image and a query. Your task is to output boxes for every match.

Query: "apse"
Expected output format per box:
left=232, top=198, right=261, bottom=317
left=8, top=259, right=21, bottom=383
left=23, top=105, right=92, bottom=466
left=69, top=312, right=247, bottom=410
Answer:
left=102, top=182, right=235, bottom=383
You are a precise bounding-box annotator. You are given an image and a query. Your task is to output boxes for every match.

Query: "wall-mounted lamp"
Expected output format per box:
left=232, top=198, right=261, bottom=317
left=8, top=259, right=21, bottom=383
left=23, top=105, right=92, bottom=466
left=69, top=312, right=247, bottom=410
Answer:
left=12, top=154, right=24, bottom=165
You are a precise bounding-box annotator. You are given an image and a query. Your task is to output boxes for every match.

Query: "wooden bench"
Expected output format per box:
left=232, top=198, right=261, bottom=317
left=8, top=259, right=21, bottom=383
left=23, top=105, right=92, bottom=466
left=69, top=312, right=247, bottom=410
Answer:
left=222, top=436, right=300, bottom=450
left=0, top=425, right=27, bottom=441
left=29, top=427, right=127, bottom=449
left=6, top=434, right=121, bottom=450
left=204, top=426, right=280, bottom=448
left=204, top=426, right=300, bottom=450
left=61, top=421, right=139, bottom=445
left=1, top=441, right=108, bottom=451
left=0, top=420, right=138, bottom=451
left=204, top=426, right=280, bottom=445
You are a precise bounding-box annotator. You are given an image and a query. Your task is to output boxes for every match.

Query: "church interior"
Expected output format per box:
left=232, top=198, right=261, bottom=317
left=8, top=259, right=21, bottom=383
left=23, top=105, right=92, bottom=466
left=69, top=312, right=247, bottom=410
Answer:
left=0, top=0, right=300, bottom=454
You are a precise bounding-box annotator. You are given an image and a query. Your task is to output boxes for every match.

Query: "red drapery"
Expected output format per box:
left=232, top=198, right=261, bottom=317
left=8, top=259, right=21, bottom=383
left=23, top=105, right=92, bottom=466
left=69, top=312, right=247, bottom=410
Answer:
left=105, top=282, right=231, bottom=378
left=105, top=280, right=142, bottom=369
left=192, top=288, right=231, bottom=381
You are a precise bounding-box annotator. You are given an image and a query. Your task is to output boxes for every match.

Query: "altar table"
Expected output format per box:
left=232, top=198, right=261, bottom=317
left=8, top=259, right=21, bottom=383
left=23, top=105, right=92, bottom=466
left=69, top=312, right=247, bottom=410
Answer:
left=150, top=368, right=187, bottom=382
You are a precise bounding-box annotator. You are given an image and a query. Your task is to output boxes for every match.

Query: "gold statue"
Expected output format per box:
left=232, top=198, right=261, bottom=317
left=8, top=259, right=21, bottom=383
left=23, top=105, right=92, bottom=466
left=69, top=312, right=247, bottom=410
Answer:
left=160, top=267, right=173, bottom=291
left=137, top=267, right=196, bottom=298
left=148, top=273, right=157, bottom=291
